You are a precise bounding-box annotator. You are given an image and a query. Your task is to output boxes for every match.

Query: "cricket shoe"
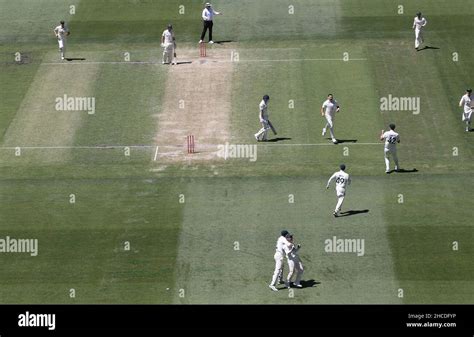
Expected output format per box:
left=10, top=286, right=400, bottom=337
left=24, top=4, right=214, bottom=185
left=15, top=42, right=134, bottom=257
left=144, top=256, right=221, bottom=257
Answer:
left=466, top=127, right=470, bottom=132
left=269, top=285, right=278, bottom=292
left=209, top=41, right=214, bottom=44
left=61, top=57, right=65, bottom=60
left=294, top=284, right=303, bottom=288
left=332, top=139, right=338, bottom=144
left=284, top=282, right=290, bottom=289
left=333, top=211, right=338, bottom=217
left=254, top=134, right=259, bottom=141
left=199, top=40, right=203, bottom=43
left=322, top=128, right=326, bottom=136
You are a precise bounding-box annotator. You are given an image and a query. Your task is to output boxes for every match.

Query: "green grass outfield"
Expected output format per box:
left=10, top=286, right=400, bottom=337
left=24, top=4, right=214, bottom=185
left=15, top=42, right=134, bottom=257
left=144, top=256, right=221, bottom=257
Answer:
left=0, top=0, right=472, bottom=304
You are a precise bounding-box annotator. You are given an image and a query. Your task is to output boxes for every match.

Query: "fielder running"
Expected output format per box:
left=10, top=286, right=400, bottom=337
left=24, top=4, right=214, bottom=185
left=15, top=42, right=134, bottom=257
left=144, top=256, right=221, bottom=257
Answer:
left=53, top=21, right=70, bottom=60
left=326, top=164, right=351, bottom=217
left=459, top=89, right=472, bottom=132
left=161, top=24, right=176, bottom=65
left=269, top=230, right=289, bottom=292
left=380, top=124, right=400, bottom=173
left=255, top=95, right=274, bottom=141
left=283, top=234, right=304, bottom=288
left=413, top=12, right=427, bottom=50
left=321, top=94, right=340, bottom=144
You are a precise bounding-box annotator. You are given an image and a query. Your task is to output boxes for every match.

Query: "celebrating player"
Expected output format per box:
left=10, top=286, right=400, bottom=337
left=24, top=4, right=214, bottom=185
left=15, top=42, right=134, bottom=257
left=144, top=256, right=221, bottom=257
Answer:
left=269, top=230, right=289, bottom=292
left=321, top=94, right=340, bottom=144
left=161, top=24, right=176, bottom=65
left=413, top=12, right=427, bottom=51
left=283, top=234, right=304, bottom=288
left=380, top=124, right=401, bottom=173
left=53, top=20, right=70, bottom=60
left=459, top=89, right=472, bottom=132
left=326, top=164, right=351, bottom=217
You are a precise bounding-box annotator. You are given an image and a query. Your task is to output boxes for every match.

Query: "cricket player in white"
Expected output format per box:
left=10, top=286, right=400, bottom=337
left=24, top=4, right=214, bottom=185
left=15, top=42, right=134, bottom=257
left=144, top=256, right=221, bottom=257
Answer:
left=380, top=123, right=401, bottom=173
left=283, top=234, right=303, bottom=288
left=321, top=94, right=340, bottom=144
left=269, top=230, right=289, bottom=291
left=53, top=21, right=70, bottom=60
left=255, top=95, right=270, bottom=141
left=326, top=164, right=351, bottom=217
left=161, top=24, right=176, bottom=65
left=459, top=89, right=472, bottom=132
left=413, top=12, right=427, bottom=50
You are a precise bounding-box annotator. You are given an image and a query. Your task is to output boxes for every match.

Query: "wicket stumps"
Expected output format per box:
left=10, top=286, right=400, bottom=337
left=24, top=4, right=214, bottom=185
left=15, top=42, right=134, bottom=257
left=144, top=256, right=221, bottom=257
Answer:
left=199, top=43, right=207, bottom=57
left=187, top=135, right=195, bottom=154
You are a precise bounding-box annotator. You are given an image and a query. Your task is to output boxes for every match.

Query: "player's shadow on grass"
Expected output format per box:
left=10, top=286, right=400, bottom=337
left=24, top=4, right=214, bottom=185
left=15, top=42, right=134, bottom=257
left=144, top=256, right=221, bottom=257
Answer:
left=417, top=46, right=440, bottom=52
left=176, top=61, right=193, bottom=65
left=335, top=139, right=357, bottom=144
left=214, top=40, right=234, bottom=44
left=299, top=279, right=320, bottom=289
left=388, top=168, right=418, bottom=174
left=66, top=58, right=86, bottom=61
left=338, top=209, right=369, bottom=217
left=266, top=137, right=292, bottom=142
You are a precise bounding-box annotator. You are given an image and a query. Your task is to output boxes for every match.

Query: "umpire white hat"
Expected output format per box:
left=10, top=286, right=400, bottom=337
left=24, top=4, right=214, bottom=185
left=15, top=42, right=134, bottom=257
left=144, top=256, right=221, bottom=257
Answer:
left=205, top=2, right=212, bottom=7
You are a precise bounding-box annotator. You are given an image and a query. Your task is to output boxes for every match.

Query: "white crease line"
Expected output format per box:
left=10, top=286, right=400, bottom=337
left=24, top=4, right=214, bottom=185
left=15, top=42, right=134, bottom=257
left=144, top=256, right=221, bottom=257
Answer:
left=0, top=143, right=381, bottom=150
left=41, top=58, right=367, bottom=65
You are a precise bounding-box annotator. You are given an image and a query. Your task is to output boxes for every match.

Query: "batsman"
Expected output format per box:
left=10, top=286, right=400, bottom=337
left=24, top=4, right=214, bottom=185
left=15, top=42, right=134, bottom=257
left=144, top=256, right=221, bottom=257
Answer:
left=254, top=94, right=277, bottom=141
left=161, top=24, right=176, bottom=65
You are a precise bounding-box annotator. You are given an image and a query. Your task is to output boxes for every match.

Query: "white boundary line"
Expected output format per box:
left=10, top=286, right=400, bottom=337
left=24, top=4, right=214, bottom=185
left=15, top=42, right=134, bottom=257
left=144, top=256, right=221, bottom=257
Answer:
left=41, top=58, right=367, bottom=66
left=0, top=143, right=381, bottom=150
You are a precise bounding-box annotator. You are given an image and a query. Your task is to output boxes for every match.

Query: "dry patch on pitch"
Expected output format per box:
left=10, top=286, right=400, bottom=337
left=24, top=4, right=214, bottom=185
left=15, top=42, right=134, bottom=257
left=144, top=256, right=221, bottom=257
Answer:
left=2, top=60, right=99, bottom=162
left=153, top=47, right=233, bottom=162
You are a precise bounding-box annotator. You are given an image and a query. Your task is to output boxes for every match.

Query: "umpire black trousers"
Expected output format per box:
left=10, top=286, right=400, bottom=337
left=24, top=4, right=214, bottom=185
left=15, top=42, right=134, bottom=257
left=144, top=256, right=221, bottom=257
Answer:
left=200, top=20, right=213, bottom=41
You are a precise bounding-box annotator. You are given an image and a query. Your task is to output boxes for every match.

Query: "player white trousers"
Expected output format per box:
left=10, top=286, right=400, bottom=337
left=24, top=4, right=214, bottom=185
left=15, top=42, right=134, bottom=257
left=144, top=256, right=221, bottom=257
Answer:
left=324, top=114, right=336, bottom=140
left=462, top=110, right=472, bottom=123
left=287, top=256, right=303, bottom=285
left=162, top=43, right=174, bottom=64
left=415, top=29, right=423, bottom=48
left=384, top=147, right=399, bottom=171
left=58, top=39, right=66, bottom=58
left=255, top=119, right=270, bottom=140
left=270, top=251, right=284, bottom=286
left=335, top=187, right=346, bottom=213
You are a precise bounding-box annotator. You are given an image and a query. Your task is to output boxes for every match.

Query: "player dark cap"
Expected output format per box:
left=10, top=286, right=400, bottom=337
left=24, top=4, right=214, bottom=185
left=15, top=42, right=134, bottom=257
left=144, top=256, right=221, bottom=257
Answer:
left=389, top=123, right=396, bottom=130
left=281, top=230, right=289, bottom=237
left=60, top=20, right=65, bottom=24
left=263, top=95, right=270, bottom=100
left=340, top=164, right=346, bottom=171
left=416, top=12, right=421, bottom=16
left=467, top=89, right=472, bottom=93
left=167, top=24, right=173, bottom=29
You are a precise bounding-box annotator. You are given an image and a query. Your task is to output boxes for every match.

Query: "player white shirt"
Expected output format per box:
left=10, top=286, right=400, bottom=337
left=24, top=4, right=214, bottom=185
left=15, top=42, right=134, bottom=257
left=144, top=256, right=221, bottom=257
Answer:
left=382, top=130, right=400, bottom=150
left=322, top=99, right=338, bottom=117
left=327, top=170, right=351, bottom=189
left=275, top=236, right=288, bottom=256
left=162, top=29, right=174, bottom=44
left=202, top=8, right=218, bottom=21
left=283, top=242, right=299, bottom=260
left=54, top=25, right=68, bottom=40
left=459, top=94, right=473, bottom=113
left=260, top=100, right=269, bottom=120
left=413, top=17, right=427, bottom=30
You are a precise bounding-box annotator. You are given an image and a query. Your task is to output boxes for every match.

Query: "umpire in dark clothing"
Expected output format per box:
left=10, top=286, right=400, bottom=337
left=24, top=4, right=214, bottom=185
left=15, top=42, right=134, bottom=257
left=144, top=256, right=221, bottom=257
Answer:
left=199, top=3, right=222, bottom=44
